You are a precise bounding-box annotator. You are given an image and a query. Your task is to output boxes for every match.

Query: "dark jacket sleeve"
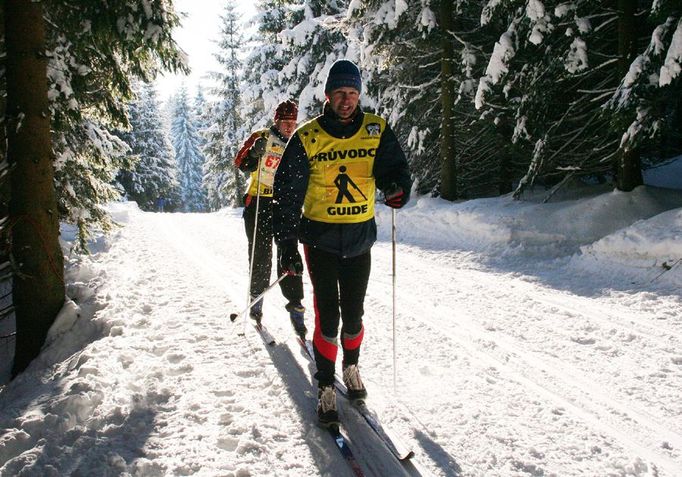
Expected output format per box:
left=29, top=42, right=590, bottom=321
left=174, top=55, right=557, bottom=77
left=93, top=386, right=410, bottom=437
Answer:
left=373, top=123, right=412, bottom=198
left=273, top=132, right=310, bottom=244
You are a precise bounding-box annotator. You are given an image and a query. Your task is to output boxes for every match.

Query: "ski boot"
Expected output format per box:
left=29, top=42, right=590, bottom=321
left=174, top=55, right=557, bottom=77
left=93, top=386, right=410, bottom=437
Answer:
left=342, top=364, right=367, bottom=403
left=317, top=385, right=339, bottom=427
left=286, top=302, right=307, bottom=338
left=250, top=299, right=263, bottom=324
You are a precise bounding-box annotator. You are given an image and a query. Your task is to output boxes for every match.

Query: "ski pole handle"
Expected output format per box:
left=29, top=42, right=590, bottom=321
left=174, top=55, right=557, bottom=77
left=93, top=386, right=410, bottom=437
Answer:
left=230, top=273, right=288, bottom=322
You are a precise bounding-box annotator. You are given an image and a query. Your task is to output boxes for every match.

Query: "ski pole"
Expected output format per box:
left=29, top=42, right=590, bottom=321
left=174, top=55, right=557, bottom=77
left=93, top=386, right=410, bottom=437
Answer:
left=230, top=273, right=288, bottom=322
left=392, top=207, right=397, bottom=394
left=244, top=141, right=265, bottom=334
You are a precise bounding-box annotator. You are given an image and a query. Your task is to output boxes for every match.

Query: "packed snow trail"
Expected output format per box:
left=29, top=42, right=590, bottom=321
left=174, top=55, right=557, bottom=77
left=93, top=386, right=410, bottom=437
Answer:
left=147, top=207, right=681, bottom=476
left=122, top=209, right=412, bottom=476
left=1, top=200, right=680, bottom=476
left=148, top=211, right=420, bottom=476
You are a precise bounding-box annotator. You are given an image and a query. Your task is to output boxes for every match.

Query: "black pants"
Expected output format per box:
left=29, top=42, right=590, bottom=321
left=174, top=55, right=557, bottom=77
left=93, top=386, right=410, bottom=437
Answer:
left=304, top=245, right=371, bottom=386
left=243, top=196, right=303, bottom=308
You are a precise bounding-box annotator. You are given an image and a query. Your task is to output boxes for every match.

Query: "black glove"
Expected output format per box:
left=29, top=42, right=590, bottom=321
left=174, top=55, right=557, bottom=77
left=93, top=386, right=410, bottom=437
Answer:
left=240, top=137, right=266, bottom=172
left=249, top=136, right=267, bottom=159
left=383, top=183, right=408, bottom=209
left=240, top=154, right=258, bottom=172
left=278, top=240, right=303, bottom=276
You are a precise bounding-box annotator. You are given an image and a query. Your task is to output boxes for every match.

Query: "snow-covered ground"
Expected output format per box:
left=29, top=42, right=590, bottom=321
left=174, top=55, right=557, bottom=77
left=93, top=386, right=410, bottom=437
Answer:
left=0, top=164, right=681, bottom=476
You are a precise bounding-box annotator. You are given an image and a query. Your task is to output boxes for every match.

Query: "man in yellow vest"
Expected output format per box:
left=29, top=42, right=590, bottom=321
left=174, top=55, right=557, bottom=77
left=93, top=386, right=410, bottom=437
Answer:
left=272, top=60, right=412, bottom=426
left=234, top=100, right=306, bottom=337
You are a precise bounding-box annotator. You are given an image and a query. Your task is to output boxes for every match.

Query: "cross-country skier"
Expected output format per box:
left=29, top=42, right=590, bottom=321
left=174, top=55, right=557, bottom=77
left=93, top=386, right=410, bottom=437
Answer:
left=234, top=100, right=307, bottom=337
left=272, top=60, right=412, bottom=426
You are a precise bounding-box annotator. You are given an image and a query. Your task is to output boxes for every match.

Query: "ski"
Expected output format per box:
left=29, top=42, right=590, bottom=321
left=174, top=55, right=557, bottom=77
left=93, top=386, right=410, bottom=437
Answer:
left=327, top=424, right=365, bottom=477
left=353, top=401, right=414, bottom=461
left=336, top=380, right=414, bottom=461
left=297, top=335, right=315, bottom=360
left=296, top=336, right=414, bottom=461
left=250, top=331, right=364, bottom=475
left=253, top=321, right=276, bottom=346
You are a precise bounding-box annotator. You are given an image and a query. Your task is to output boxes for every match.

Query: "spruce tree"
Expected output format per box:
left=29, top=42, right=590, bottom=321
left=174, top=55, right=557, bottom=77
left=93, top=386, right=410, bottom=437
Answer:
left=204, top=1, right=246, bottom=210
left=0, top=4, right=11, bottom=364
left=475, top=1, right=607, bottom=196
left=0, top=0, right=186, bottom=376
left=475, top=1, right=680, bottom=198
left=171, top=86, right=208, bottom=212
left=41, top=0, right=187, bottom=243
left=276, top=0, right=350, bottom=119
left=439, top=0, right=457, bottom=200
left=607, top=3, right=682, bottom=188
left=118, top=83, right=180, bottom=211
left=345, top=0, right=441, bottom=192
left=193, top=87, right=211, bottom=149
left=345, top=0, right=497, bottom=196
left=241, top=0, right=299, bottom=131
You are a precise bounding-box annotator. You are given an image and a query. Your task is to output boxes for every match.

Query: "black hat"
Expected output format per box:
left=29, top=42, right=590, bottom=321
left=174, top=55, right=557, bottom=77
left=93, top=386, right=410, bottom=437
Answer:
left=324, top=59, right=362, bottom=95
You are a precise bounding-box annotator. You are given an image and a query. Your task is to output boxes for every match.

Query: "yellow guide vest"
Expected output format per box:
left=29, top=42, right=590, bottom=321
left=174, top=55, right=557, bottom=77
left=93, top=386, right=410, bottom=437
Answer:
left=246, top=129, right=287, bottom=198
left=298, top=113, right=386, bottom=224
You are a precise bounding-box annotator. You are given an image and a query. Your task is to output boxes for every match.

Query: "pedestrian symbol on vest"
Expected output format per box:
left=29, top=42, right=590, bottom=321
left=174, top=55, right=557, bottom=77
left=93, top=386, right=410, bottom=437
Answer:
left=334, top=165, right=367, bottom=203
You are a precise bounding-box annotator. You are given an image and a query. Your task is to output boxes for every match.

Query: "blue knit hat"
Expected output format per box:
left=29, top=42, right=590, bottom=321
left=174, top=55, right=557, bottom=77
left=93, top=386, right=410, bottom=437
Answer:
left=324, top=60, right=362, bottom=94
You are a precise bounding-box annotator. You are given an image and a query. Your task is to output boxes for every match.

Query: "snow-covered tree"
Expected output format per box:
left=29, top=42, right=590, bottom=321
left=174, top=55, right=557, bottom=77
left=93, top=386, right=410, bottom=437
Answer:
left=171, top=87, right=208, bottom=212
left=4, top=0, right=65, bottom=377
left=241, top=0, right=301, bottom=131
left=242, top=0, right=353, bottom=126
left=346, top=0, right=502, bottom=197
left=192, top=86, right=211, bottom=148
left=475, top=1, right=681, bottom=197
left=0, top=0, right=186, bottom=376
left=276, top=0, right=350, bottom=120
left=607, top=3, right=682, bottom=187
left=41, top=0, right=187, bottom=240
left=117, top=83, right=180, bottom=211
left=203, top=1, right=247, bottom=210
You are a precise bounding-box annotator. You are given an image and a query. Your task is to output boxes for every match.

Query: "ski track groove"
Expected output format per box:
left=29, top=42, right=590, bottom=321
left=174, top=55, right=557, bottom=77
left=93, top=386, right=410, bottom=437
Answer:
left=367, top=241, right=681, bottom=476
left=376, top=286, right=682, bottom=448
left=135, top=214, right=312, bottom=475
left=529, top=292, right=682, bottom=345
left=108, top=214, right=271, bottom=474
left=381, top=295, right=682, bottom=475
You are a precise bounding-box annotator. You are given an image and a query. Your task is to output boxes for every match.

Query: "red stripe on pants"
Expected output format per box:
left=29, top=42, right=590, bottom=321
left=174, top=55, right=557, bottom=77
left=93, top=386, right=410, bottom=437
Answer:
left=313, top=295, right=338, bottom=362
left=305, top=245, right=339, bottom=363
left=342, top=326, right=364, bottom=351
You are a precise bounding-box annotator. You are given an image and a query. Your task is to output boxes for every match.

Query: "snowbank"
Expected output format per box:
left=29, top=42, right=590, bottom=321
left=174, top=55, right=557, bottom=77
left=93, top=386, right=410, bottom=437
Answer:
left=378, top=185, right=682, bottom=263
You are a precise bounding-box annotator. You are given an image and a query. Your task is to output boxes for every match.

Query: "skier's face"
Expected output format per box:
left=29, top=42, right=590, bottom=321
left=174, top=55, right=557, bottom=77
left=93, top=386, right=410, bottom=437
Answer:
left=276, top=119, right=297, bottom=139
left=328, top=87, right=360, bottom=122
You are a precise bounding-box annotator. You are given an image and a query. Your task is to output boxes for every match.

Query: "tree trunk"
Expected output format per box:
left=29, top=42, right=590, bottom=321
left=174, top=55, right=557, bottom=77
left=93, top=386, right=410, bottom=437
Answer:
left=0, top=4, right=15, bottom=373
left=498, top=153, right=513, bottom=195
left=439, top=0, right=457, bottom=200
left=496, top=119, right=514, bottom=195
left=5, top=0, right=64, bottom=376
left=615, top=0, right=643, bottom=191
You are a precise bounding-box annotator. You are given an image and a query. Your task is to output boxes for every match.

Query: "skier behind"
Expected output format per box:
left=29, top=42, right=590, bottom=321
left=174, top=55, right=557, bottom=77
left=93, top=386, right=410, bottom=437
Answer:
left=234, top=100, right=307, bottom=337
left=272, top=60, right=412, bottom=426
left=155, top=196, right=166, bottom=212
